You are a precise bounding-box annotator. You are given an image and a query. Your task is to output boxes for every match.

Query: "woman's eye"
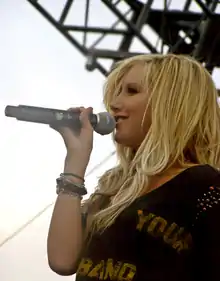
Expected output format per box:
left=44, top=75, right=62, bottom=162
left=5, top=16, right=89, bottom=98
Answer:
left=127, top=87, right=138, bottom=94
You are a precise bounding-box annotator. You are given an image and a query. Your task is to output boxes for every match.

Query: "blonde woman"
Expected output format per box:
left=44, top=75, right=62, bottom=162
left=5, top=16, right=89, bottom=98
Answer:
left=47, top=54, right=220, bottom=281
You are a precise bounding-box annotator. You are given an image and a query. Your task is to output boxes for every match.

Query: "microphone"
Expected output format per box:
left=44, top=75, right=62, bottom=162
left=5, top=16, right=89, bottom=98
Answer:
left=4, top=105, right=116, bottom=135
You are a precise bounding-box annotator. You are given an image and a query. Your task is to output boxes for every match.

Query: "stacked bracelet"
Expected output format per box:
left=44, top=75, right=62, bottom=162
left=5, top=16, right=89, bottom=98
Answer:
left=56, top=174, right=87, bottom=196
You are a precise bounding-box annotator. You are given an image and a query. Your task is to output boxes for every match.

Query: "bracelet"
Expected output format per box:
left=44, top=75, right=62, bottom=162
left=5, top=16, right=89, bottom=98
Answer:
left=56, top=177, right=87, bottom=196
left=57, top=188, right=83, bottom=200
left=57, top=177, right=85, bottom=189
left=60, top=173, right=85, bottom=182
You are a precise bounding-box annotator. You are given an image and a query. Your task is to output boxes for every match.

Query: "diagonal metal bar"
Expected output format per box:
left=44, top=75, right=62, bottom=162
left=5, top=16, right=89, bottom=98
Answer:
left=59, top=0, right=75, bottom=24
left=89, top=8, right=132, bottom=49
left=184, top=0, right=193, bottom=11
left=194, top=0, right=214, bottom=18
left=26, top=0, right=108, bottom=76
left=136, top=0, right=154, bottom=29
left=101, top=0, right=157, bottom=53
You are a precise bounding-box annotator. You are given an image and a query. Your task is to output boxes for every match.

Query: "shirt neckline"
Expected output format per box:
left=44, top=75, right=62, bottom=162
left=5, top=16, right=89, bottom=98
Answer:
left=134, top=164, right=210, bottom=203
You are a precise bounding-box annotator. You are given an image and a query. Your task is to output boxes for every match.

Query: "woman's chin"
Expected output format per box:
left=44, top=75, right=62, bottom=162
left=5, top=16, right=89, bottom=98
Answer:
left=114, top=132, right=131, bottom=147
left=113, top=131, right=141, bottom=149
left=113, top=132, right=124, bottom=144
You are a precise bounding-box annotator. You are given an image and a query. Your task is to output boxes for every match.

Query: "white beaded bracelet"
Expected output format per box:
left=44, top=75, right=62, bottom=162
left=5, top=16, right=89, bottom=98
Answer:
left=57, top=187, right=83, bottom=200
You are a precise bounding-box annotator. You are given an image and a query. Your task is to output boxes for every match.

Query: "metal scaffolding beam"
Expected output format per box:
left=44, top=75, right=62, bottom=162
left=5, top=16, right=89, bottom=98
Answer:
left=26, top=0, right=220, bottom=81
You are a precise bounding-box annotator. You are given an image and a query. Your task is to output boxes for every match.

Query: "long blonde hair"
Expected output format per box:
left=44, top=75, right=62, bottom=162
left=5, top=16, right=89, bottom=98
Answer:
left=83, top=54, right=220, bottom=233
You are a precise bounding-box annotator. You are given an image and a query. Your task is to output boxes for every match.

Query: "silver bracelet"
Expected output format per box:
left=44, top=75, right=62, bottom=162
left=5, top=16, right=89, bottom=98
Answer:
left=59, top=176, right=85, bottom=188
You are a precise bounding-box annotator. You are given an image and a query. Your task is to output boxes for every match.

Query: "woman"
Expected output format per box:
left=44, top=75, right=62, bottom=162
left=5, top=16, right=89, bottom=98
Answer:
left=47, top=54, right=220, bottom=281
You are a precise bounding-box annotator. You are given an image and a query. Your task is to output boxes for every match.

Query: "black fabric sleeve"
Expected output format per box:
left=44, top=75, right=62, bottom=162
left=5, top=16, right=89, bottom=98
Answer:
left=193, top=180, right=220, bottom=280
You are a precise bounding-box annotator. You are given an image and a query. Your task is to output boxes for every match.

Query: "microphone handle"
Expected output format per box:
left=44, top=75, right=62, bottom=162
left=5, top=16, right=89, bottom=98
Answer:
left=5, top=105, right=97, bottom=128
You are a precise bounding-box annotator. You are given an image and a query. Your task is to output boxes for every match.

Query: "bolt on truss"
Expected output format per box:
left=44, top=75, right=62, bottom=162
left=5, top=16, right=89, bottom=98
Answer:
left=26, top=0, right=220, bottom=78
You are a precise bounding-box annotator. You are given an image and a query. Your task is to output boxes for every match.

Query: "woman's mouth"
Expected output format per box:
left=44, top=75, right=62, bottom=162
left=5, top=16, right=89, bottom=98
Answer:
left=115, top=116, right=128, bottom=124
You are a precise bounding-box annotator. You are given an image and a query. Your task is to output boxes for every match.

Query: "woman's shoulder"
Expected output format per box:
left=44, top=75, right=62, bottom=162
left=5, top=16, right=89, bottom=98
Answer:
left=186, top=164, right=220, bottom=197
left=184, top=165, right=220, bottom=227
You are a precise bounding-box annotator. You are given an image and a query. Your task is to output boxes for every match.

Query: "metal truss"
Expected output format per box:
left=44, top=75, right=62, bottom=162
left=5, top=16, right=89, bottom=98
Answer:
left=26, top=0, right=220, bottom=77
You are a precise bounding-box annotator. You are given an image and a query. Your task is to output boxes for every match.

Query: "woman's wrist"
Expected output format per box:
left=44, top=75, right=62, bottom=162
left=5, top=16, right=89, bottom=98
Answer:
left=64, top=154, right=88, bottom=182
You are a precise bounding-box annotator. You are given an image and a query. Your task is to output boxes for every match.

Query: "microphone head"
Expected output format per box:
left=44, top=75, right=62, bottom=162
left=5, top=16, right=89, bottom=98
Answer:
left=95, top=112, right=116, bottom=135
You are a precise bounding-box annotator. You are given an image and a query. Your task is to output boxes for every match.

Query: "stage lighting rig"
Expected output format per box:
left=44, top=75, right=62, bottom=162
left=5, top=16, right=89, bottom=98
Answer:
left=26, top=0, right=220, bottom=78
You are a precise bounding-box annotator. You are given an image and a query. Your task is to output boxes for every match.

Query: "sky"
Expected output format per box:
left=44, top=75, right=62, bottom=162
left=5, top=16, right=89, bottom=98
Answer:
left=0, top=1, right=220, bottom=281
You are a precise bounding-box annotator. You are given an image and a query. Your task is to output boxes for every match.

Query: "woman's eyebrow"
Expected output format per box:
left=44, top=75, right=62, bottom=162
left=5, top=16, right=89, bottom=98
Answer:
left=126, top=82, right=140, bottom=87
left=126, top=82, right=142, bottom=90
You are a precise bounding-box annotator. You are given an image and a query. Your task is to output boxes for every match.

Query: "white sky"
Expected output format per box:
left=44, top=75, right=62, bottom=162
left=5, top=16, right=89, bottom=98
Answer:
left=0, top=1, right=219, bottom=280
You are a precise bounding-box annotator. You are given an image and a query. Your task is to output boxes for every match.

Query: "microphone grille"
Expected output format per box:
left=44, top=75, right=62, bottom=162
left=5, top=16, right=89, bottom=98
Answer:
left=95, top=112, right=116, bottom=135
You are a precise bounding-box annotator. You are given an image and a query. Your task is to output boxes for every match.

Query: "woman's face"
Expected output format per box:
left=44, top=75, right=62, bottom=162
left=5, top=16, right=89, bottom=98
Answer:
left=110, top=63, right=151, bottom=149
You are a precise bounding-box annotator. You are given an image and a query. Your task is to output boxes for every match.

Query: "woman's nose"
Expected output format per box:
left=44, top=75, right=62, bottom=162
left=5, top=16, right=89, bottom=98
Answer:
left=110, top=93, right=124, bottom=113
left=110, top=99, right=123, bottom=113
left=110, top=103, right=119, bottom=113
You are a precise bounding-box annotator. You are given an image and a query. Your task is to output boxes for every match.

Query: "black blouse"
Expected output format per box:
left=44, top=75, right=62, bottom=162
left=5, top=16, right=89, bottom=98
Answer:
left=76, top=165, right=220, bottom=281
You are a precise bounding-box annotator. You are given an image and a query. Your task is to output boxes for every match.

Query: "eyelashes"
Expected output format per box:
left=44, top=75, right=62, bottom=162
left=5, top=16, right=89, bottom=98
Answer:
left=114, top=84, right=140, bottom=96
left=127, top=87, right=138, bottom=94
